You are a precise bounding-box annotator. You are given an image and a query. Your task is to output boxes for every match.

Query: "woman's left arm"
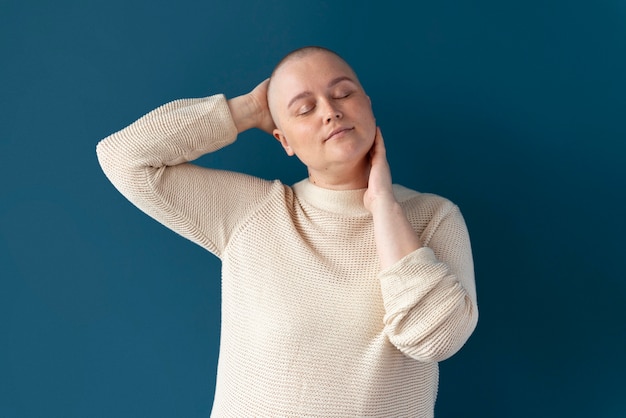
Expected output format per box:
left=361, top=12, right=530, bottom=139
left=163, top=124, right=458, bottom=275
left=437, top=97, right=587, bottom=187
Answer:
left=365, top=128, right=478, bottom=362
left=364, top=128, right=423, bottom=269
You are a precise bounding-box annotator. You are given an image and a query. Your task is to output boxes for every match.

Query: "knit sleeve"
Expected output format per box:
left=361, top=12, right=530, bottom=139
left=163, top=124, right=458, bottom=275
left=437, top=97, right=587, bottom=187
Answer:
left=96, top=94, right=278, bottom=258
left=379, top=200, right=478, bottom=362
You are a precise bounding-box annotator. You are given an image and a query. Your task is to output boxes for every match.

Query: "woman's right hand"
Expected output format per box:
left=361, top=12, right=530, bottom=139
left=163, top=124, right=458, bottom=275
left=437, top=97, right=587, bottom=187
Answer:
left=227, top=78, right=276, bottom=134
left=248, top=78, right=276, bottom=134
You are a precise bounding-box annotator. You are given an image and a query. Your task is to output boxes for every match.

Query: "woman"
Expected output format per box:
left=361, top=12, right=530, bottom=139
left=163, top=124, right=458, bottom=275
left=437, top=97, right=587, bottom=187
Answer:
left=97, top=46, right=478, bottom=417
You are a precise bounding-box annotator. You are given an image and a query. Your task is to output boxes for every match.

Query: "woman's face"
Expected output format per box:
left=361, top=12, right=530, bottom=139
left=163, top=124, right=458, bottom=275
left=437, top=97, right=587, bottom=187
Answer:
left=268, top=51, right=377, bottom=180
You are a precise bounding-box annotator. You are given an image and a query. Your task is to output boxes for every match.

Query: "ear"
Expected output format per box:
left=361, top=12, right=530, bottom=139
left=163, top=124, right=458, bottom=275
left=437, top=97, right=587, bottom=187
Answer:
left=273, top=128, right=295, bottom=156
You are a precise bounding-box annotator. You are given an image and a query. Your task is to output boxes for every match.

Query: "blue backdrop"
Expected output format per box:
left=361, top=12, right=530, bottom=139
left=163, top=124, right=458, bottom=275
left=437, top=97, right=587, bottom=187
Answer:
left=1, top=1, right=625, bottom=417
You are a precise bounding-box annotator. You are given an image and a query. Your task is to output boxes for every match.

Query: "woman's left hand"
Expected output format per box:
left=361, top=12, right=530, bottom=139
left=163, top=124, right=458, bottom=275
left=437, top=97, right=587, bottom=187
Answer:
left=363, top=127, right=396, bottom=213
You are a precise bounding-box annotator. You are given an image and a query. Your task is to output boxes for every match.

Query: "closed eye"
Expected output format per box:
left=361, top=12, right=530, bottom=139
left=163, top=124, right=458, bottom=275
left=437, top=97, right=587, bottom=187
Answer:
left=333, top=90, right=353, bottom=99
left=297, top=105, right=315, bottom=115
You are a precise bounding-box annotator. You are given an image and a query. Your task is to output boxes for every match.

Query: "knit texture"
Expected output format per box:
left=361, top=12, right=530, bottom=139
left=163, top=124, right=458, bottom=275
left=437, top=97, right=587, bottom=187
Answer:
left=96, top=95, right=478, bottom=417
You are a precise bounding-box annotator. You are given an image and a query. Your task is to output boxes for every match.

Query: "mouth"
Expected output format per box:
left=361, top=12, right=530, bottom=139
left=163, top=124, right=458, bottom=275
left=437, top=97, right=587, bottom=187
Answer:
left=325, top=127, right=354, bottom=141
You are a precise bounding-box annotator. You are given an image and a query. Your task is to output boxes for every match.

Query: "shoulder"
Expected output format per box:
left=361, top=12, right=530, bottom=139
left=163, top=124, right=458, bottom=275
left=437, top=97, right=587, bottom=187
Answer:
left=392, top=184, right=458, bottom=213
left=392, top=185, right=468, bottom=244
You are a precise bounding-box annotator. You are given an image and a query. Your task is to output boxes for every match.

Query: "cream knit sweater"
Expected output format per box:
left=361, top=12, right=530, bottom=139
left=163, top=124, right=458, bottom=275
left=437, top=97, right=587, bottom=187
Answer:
left=96, top=94, right=478, bottom=417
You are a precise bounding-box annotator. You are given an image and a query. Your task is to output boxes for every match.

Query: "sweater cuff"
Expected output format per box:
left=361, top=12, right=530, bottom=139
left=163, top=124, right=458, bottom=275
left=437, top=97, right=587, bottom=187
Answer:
left=212, top=94, right=238, bottom=138
left=197, top=93, right=238, bottom=153
left=379, top=247, right=439, bottom=277
left=378, top=247, right=449, bottom=314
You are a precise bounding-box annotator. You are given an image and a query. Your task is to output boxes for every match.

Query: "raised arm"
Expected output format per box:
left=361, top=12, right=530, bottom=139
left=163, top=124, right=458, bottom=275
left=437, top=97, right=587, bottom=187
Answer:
left=96, top=81, right=282, bottom=257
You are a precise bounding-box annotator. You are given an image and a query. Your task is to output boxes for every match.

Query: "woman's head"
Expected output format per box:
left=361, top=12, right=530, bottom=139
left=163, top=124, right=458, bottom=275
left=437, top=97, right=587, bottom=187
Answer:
left=267, top=47, right=377, bottom=188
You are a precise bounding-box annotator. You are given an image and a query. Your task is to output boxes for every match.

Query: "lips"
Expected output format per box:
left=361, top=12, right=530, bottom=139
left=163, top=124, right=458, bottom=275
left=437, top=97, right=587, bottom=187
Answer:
left=326, top=127, right=354, bottom=141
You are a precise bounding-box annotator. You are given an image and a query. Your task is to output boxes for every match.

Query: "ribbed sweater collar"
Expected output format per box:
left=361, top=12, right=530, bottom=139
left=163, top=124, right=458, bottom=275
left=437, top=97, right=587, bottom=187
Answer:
left=292, top=179, right=370, bottom=216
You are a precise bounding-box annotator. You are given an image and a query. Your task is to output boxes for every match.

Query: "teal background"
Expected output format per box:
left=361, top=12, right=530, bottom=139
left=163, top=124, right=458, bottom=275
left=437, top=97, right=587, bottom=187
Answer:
left=2, top=1, right=625, bottom=417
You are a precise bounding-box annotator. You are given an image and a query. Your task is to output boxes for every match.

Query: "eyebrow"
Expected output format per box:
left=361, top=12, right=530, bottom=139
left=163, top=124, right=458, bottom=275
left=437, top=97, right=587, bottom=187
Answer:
left=287, top=76, right=356, bottom=109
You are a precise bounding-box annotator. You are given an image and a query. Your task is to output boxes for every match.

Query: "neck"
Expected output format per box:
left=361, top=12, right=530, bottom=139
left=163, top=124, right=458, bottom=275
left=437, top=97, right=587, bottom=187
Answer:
left=307, top=160, right=370, bottom=190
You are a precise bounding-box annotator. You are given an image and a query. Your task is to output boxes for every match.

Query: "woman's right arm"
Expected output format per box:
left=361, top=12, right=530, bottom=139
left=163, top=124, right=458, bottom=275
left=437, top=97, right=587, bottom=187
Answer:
left=96, top=80, right=279, bottom=258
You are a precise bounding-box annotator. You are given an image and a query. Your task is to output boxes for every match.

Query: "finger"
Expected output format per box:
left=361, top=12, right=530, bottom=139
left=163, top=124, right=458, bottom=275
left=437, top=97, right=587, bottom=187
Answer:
left=374, top=127, right=386, bottom=154
left=369, top=129, right=379, bottom=157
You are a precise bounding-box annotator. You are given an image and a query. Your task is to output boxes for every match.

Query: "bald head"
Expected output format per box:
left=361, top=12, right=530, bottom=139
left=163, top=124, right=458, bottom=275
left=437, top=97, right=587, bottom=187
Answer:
left=270, top=46, right=350, bottom=79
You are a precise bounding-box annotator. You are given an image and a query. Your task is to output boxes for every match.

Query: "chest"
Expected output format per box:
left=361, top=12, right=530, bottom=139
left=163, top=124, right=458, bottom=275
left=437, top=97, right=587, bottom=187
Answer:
left=221, top=210, right=385, bottom=338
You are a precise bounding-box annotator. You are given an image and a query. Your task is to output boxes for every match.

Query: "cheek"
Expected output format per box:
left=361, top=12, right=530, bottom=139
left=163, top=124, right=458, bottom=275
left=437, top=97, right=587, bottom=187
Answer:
left=362, top=109, right=377, bottom=139
left=355, top=99, right=376, bottom=125
left=285, top=121, right=317, bottom=141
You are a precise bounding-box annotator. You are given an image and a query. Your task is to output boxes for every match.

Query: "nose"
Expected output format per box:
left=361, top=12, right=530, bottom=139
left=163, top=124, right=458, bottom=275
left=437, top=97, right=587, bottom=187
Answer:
left=323, top=101, right=342, bottom=123
left=325, top=111, right=342, bottom=123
